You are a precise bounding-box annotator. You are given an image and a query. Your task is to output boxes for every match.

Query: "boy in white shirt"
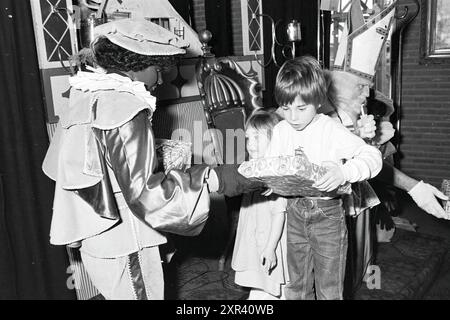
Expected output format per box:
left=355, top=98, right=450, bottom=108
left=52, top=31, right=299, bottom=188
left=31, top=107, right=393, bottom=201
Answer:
left=266, top=56, right=382, bottom=300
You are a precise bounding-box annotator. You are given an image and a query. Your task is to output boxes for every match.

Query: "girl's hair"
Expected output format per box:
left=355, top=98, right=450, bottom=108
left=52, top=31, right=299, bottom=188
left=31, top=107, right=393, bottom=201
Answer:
left=322, top=69, right=339, bottom=112
left=274, top=55, right=327, bottom=108
left=92, top=37, right=180, bottom=72
left=245, top=109, right=282, bottom=139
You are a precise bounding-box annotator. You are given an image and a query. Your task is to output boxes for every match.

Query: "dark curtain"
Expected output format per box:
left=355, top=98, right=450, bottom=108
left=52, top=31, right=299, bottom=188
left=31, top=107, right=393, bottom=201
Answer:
left=261, top=0, right=320, bottom=108
left=205, top=0, right=233, bottom=56
left=321, top=10, right=331, bottom=70
left=0, top=1, right=76, bottom=299
left=169, top=0, right=194, bottom=26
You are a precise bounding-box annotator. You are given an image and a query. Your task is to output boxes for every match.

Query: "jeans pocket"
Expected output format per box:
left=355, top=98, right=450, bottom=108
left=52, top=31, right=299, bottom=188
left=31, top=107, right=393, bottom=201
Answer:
left=318, top=205, right=344, bottom=221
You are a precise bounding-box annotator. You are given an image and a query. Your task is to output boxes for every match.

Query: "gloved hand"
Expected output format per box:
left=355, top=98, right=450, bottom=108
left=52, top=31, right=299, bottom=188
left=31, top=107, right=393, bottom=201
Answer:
left=408, top=181, right=449, bottom=219
left=373, top=121, right=395, bottom=146
left=205, top=168, right=220, bottom=193
left=355, top=114, right=377, bottom=140
left=213, top=164, right=266, bottom=197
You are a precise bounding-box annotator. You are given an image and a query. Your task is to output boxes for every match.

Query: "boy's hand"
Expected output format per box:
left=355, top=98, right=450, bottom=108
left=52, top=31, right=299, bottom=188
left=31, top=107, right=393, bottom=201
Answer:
left=261, top=188, right=273, bottom=196
left=313, top=162, right=345, bottom=192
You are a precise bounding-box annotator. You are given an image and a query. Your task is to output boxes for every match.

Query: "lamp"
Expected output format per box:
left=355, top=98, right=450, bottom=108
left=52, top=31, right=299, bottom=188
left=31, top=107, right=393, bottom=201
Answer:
left=52, top=0, right=108, bottom=75
left=253, top=13, right=302, bottom=67
left=286, top=20, right=302, bottom=57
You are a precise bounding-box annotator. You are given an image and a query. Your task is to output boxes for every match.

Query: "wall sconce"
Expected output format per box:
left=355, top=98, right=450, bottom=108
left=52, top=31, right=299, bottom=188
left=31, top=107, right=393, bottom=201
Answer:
left=52, top=0, right=108, bottom=75
left=253, top=13, right=302, bottom=67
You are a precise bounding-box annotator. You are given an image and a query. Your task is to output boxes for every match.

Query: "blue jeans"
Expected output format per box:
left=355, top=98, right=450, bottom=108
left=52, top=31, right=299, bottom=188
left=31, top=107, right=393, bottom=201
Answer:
left=284, top=198, right=348, bottom=300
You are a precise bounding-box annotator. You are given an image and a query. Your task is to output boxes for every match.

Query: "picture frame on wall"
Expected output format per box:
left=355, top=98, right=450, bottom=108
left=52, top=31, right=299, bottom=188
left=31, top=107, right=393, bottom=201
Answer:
left=30, top=0, right=77, bottom=69
left=420, top=0, right=450, bottom=64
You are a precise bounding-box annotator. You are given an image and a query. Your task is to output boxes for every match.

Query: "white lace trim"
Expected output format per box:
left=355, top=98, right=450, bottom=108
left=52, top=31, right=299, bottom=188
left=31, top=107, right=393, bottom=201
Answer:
left=69, top=68, right=156, bottom=112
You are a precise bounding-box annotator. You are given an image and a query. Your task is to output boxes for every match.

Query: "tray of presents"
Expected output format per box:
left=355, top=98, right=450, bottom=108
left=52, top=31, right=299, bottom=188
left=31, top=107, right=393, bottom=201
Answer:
left=238, top=151, right=351, bottom=197
left=155, top=139, right=192, bottom=173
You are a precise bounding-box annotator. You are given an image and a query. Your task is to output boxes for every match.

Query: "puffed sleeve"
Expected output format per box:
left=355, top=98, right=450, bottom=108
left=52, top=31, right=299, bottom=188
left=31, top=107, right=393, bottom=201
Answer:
left=269, top=195, right=287, bottom=215
left=92, top=110, right=211, bottom=236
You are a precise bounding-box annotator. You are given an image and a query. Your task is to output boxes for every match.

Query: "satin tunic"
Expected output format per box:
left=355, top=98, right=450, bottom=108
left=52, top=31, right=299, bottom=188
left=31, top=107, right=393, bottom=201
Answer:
left=43, top=86, right=211, bottom=258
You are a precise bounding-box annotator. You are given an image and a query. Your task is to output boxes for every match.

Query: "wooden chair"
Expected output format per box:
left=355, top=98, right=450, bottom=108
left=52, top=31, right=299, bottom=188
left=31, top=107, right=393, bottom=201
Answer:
left=195, top=30, right=262, bottom=270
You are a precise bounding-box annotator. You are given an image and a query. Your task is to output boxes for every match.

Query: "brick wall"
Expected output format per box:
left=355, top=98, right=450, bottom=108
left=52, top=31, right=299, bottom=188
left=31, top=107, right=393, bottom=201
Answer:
left=192, top=0, right=206, bottom=33
left=231, top=0, right=243, bottom=55
left=398, top=2, right=450, bottom=188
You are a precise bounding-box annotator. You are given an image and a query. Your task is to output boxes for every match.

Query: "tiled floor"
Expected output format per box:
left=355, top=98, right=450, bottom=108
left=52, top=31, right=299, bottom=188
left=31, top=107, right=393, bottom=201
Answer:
left=161, top=190, right=450, bottom=300
left=396, top=192, right=450, bottom=242
left=396, top=192, right=450, bottom=299
left=162, top=202, right=250, bottom=300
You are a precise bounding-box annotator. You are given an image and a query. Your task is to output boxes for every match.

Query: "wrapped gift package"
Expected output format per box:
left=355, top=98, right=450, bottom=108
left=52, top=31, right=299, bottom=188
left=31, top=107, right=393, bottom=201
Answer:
left=155, top=139, right=192, bottom=173
left=238, top=153, right=351, bottom=197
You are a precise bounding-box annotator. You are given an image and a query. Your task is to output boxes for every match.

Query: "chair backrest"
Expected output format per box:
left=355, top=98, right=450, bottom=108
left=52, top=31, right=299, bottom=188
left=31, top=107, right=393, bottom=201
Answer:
left=196, top=30, right=262, bottom=165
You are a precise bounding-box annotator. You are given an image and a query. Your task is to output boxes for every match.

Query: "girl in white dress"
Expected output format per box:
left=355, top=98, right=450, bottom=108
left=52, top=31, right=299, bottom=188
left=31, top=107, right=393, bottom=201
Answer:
left=231, top=110, right=289, bottom=300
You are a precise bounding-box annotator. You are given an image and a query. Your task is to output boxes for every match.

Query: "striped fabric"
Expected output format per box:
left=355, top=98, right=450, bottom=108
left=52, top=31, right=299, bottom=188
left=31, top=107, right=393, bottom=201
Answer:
left=127, top=252, right=148, bottom=300
left=338, top=112, right=356, bottom=133
left=46, top=99, right=208, bottom=300
left=46, top=123, right=58, bottom=140
left=66, top=247, right=100, bottom=300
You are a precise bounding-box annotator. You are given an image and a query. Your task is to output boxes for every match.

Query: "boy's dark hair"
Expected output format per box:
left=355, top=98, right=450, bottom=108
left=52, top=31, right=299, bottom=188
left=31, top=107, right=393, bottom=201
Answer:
left=92, top=37, right=180, bottom=72
left=274, top=56, right=327, bottom=108
left=245, top=109, right=282, bottom=139
left=322, top=69, right=339, bottom=113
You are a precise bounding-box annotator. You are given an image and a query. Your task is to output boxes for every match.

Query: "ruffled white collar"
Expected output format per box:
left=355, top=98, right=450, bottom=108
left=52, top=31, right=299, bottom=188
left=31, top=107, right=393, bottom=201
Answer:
left=69, top=67, right=156, bottom=112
